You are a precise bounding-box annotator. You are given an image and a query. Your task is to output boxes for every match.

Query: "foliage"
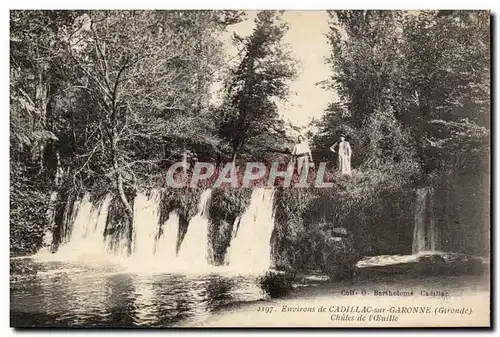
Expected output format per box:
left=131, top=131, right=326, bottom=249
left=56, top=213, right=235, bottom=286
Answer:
left=272, top=188, right=316, bottom=271
left=10, top=162, right=49, bottom=255
left=321, top=10, right=489, bottom=179
left=218, top=11, right=297, bottom=160
left=295, top=11, right=491, bottom=264
left=61, top=11, right=243, bottom=217
left=158, top=188, right=202, bottom=252
left=273, top=181, right=415, bottom=272
left=295, top=224, right=357, bottom=280
left=105, top=195, right=134, bottom=255
left=10, top=10, right=80, bottom=161
left=258, top=271, right=293, bottom=298
left=10, top=10, right=244, bottom=254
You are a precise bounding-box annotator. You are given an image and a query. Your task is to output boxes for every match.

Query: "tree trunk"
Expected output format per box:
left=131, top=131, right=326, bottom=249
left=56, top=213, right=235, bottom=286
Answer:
left=113, top=153, right=134, bottom=219
left=110, top=98, right=134, bottom=220
left=182, top=141, right=189, bottom=175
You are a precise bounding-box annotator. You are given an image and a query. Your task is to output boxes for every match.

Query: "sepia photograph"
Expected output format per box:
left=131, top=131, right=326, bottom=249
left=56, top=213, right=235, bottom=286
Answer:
left=9, top=9, right=490, bottom=328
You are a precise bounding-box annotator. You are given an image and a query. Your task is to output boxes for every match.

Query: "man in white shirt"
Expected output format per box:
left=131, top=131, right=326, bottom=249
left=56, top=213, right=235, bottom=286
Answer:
left=292, top=135, right=313, bottom=175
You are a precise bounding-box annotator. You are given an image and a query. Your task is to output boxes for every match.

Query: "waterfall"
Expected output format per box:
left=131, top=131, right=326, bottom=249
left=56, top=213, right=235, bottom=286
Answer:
left=132, top=190, right=162, bottom=258
left=428, top=188, right=439, bottom=251
left=155, top=211, right=180, bottom=263
left=56, top=193, right=112, bottom=260
left=412, top=187, right=439, bottom=254
left=176, top=189, right=212, bottom=270
left=39, top=187, right=277, bottom=274
left=59, top=195, right=80, bottom=246
left=226, top=188, right=276, bottom=272
left=46, top=189, right=214, bottom=272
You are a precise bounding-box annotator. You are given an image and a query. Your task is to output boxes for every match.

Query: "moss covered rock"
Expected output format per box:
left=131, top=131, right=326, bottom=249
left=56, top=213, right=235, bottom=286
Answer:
left=321, top=227, right=358, bottom=280
left=292, top=223, right=358, bottom=280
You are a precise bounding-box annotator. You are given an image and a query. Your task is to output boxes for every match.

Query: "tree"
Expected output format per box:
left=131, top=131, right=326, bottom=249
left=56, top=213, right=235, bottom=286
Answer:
left=10, top=10, right=79, bottom=172
left=10, top=10, right=83, bottom=252
left=219, top=11, right=297, bottom=161
left=304, top=10, right=491, bottom=259
left=320, top=10, right=489, bottom=178
left=10, top=10, right=244, bottom=253
left=66, top=10, right=241, bottom=218
left=402, top=10, right=490, bottom=175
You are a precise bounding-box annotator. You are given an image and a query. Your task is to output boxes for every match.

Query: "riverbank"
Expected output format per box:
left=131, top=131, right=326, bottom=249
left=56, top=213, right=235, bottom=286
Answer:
left=180, top=273, right=490, bottom=327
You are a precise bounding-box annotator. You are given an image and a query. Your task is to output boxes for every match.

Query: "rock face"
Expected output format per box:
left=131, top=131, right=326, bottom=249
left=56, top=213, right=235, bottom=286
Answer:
left=416, top=252, right=486, bottom=276
left=355, top=251, right=487, bottom=278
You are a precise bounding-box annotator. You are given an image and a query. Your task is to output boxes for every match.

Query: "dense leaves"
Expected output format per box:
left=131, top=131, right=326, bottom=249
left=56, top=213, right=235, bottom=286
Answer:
left=218, top=11, right=297, bottom=161
left=10, top=10, right=247, bottom=253
left=318, top=10, right=489, bottom=177
left=273, top=10, right=490, bottom=272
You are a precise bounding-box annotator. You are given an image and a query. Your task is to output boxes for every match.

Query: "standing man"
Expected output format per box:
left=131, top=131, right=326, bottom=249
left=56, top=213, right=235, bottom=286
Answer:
left=292, top=135, right=313, bottom=175
left=330, top=135, right=352, bottom=175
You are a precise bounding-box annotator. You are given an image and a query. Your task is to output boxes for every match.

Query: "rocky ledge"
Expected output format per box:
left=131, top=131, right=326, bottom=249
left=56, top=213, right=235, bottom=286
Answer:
left=355, top=251, right=487, bottom=278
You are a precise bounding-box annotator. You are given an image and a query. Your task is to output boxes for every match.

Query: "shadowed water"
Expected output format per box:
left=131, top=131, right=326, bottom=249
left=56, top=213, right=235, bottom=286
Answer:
left=10, top=258, right=264, bottom=327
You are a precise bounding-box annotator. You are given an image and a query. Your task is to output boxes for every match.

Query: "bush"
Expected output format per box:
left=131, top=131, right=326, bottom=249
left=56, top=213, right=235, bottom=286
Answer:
left=258, top=271, right=293, bottom=298
left=10, top=162, right=50, bottom=256
left=294, top=223, right=358, bottom=280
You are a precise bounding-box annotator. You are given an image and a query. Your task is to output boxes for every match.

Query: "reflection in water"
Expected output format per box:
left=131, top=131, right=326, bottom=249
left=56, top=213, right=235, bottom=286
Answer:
left=105, top=274, right=137, bottom=327
left=10, top=258, right=264, bottom=327
left=201, top=276, right=234, bottom=311
left=132, top=277, right=156, bottom=326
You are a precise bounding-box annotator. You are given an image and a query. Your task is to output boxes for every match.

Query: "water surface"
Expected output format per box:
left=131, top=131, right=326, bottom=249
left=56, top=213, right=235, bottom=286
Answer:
left=10, top=258, right=264, bottom=327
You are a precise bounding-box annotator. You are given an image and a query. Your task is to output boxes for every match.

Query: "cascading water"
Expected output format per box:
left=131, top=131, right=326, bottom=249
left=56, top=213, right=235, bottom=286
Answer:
left=428, top=188, right=439, bottom=251
left=226, top=188, right=276, bottom=272
left=132, top=190, right=162, bottom=258
left=155, top=211, right=180, bottom=263
left=412, top=187, right=439, bottom=254
left=58, top=196, right=79, bottom=246
left=38, top=187, right=277, bottom=274
left=176, top=189, right=212, bottom=270
left=55, top=193, right=112, bottom=260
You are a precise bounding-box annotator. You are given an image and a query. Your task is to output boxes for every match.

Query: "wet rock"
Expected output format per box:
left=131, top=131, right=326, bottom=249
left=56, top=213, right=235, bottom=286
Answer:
left=355, top=251, right=487, bottom=278
left=417, top=252, right=485, bottom=276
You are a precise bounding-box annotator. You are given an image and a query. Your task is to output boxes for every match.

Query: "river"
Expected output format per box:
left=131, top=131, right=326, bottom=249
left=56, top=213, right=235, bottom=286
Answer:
left=10, top=257, right=264, bottom=327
